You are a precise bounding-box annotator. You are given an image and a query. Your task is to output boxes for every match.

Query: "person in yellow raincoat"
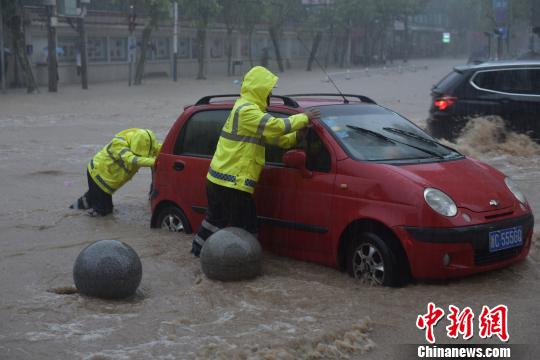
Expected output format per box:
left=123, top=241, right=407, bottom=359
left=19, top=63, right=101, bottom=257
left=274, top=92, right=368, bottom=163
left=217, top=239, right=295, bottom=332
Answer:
left=71, top=128, right=162, bottom=217
left=191, top=66, right=320, bottom=256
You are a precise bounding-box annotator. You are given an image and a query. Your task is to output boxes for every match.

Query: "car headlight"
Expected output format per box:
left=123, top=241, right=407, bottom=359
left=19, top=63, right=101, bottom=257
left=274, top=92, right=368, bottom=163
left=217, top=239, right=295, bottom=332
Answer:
left=504, top=177, right=526, bottom=204
left=424, top=188, right=457, bottom=217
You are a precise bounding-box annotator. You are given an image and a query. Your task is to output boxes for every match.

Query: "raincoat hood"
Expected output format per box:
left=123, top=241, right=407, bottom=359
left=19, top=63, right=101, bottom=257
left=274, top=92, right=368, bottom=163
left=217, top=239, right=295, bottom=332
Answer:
left=240, top=66, right=278, bottom=110
left=126, top=128, right=158, bottom=156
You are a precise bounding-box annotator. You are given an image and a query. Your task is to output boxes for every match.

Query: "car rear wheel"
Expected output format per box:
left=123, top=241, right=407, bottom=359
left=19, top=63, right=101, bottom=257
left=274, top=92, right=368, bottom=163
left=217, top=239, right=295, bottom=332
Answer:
left=347, top=232, right=400, bottom=287
left=156, top=205, right=191, bottom=233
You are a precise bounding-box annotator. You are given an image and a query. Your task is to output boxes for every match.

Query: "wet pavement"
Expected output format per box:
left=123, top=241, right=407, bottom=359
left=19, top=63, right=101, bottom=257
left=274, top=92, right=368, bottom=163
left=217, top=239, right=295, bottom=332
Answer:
left=0, top=58, right=538, bottom=359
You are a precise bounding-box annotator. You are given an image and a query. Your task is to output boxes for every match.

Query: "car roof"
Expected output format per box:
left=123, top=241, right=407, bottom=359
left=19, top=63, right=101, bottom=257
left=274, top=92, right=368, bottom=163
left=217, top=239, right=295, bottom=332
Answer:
left=455, top=60, right=540, bottom=72
left=193, top=94, right=376, bottom=109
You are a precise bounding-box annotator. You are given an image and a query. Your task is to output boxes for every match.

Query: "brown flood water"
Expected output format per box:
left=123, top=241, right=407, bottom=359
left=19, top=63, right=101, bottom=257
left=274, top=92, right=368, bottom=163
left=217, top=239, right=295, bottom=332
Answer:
left=0, top=59, right=538, bottom=359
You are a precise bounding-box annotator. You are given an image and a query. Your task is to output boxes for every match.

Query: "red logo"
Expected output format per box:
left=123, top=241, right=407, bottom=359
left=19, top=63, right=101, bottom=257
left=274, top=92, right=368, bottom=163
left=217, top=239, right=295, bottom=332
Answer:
left=446, top=305, right=474, bottom=340
left=478, top=305, right=509, bottom=342
left=417, top=303, right=509, bottom=343
left=416, top=302, right=445, bottom=344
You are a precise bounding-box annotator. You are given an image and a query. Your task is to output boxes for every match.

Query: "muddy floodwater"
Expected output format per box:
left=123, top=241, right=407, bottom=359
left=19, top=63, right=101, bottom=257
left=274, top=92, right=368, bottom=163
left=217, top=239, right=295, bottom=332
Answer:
left=1, top=59, right=539, bottom=359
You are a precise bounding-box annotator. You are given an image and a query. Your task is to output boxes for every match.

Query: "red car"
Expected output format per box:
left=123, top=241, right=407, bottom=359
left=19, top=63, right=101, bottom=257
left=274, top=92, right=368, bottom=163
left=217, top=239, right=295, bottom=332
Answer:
left=150, top=94, right=534, bottom=286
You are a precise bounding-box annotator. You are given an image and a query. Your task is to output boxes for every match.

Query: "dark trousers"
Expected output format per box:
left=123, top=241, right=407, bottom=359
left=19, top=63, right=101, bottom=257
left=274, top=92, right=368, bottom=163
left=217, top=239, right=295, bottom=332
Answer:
left=75, top=170, right=113, bottom=216
left=192, top=180, right=257, bottom=256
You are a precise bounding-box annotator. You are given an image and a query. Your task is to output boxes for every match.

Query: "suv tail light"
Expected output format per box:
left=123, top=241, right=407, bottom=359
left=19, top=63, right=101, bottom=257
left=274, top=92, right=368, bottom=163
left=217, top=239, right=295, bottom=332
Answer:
left=434, top=96, right=457, bottom=111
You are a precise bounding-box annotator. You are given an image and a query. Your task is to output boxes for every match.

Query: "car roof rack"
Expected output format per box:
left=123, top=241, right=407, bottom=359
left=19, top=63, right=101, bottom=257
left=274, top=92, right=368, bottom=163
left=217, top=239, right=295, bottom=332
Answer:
left=195, top=94, right=299, bottom=108
left=285, top=93, right=377, bottom=104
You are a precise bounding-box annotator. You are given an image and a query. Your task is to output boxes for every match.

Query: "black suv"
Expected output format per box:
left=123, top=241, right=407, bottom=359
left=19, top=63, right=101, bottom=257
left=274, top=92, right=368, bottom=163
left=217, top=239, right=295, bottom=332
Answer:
left=427, top=61, right=540, bottom=141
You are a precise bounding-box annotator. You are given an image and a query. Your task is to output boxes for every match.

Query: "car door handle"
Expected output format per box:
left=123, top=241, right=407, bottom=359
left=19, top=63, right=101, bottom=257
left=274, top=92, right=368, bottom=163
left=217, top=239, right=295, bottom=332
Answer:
left=173, top=161, right=185, bottom=171
left=500, top=98, right=512, bottom=104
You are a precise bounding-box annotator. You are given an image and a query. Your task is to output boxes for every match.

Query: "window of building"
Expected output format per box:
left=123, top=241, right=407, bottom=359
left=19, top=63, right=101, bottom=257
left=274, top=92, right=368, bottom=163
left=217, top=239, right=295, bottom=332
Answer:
left=191, top=38, right=199, bottom=59
left=154, top=37, right=170, bottom=60
left=57, top=37, right=78, bottom=63
left=210, top=38, right=224, bottom=58
left=178, top=37, right=190, bottom=59
left=87, top=37, right=107, bottom=62
left=110, top=37, right=127, bottom=61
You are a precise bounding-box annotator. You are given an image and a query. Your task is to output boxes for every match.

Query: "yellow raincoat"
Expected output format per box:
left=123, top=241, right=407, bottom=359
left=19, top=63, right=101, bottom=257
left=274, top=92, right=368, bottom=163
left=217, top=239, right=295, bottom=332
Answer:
left=207, top=66, right=309, bottom=193
left=88, top=128, right=162, bottom=194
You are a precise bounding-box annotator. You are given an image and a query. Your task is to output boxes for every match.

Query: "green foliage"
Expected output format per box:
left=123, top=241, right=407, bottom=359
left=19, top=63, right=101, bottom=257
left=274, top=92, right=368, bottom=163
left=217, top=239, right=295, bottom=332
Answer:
left=263, top=0, right=304, bottom=28
left=238, top=0, right=260, bottom=33
left=471, top=0, right=533, bottom=32
left=219, top=0, right=239, bottom=31
left=179, top=0, right=221, bottom=29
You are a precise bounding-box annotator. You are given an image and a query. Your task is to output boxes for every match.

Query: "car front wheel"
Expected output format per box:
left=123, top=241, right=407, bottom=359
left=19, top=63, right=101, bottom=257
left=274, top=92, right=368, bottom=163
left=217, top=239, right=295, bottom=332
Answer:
left=347, top=232, right=400, bottom=286
left=156, top=205, right=191, bottom=233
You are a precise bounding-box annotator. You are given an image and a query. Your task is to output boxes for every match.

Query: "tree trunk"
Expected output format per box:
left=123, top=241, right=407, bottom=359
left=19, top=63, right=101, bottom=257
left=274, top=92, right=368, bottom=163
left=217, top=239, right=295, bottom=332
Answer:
left=403, top=16, right=409, bottom=62
left=324, top=23, right=334, bottom=68
left=339, top=31, right=349, bottom=68
left=269, top=26, right=284, bottom=72
left=134, top=24, right=152, bottom=85
left=248, top=31, right=254, bottom=67
left=226, top=28, right=233, bottom=76
left=196, top=28, right=206, bottom=80
left=306, top=31, right=322, bottom=71
left=8, top=15, right=37, bottom=93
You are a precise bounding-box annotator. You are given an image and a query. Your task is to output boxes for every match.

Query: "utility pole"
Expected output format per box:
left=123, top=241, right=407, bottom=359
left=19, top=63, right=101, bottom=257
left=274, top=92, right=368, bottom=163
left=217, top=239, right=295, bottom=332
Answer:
left=45, top=0, right=58, bottom=92
left=0, top=0, right=6, bottom=93
left=78, top=0, right=89, bottom=89
left=172, top=1, right=178, bottom=82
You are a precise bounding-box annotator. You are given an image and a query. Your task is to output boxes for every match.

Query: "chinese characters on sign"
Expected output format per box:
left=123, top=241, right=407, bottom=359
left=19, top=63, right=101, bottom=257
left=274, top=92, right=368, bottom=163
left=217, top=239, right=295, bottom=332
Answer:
left=416, top=303, right=509, bottom=343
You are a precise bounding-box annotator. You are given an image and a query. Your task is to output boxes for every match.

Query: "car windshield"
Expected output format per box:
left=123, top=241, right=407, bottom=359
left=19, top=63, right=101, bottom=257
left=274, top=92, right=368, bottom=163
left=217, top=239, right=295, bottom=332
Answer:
left=316, top=104, right=462, bottom=163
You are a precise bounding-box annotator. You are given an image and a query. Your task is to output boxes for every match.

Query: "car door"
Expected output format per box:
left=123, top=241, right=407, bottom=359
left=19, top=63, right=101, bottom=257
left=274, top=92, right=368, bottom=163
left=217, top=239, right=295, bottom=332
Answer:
left=274, top=126, right=337, bottom=263
left=255, top=112, right=303, bottom=253
left=165, top=109, right=230, bottom=226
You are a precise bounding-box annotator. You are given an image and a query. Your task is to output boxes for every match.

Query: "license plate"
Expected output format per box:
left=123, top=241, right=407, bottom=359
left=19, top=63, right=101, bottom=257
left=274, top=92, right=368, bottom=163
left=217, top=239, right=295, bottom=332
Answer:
left=488, top=226, right=523, bottom=253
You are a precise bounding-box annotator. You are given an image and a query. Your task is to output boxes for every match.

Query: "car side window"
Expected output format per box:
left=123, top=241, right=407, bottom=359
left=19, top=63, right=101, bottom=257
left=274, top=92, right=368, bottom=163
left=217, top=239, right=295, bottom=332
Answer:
left=305, top=129, right=331, bottom=173
left=174, top=109, right=229, bottom=156
left=264, top=112, right=298, bottom=165
left=472, top=71, right=497, bottom=90
left=531, top=69, right=540, bottom=93
left=496, top=69, right=533, bottom=94
left=473, top=69, right=538, bottom=95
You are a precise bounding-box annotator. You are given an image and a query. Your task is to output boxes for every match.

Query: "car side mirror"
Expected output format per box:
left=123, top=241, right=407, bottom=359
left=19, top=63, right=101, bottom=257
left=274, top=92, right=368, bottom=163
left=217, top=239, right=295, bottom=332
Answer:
left=282, top=149, right=312, bottom=178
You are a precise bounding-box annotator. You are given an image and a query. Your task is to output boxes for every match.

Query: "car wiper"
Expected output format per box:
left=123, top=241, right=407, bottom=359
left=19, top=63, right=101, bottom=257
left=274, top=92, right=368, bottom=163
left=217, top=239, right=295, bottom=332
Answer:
left=382, top=127, right=440, bottom=146
left=346, top=125, right=396, bottom=143
left=346, top=125, right=444, bottom=159
left=383, top=127, right=461, bottom=155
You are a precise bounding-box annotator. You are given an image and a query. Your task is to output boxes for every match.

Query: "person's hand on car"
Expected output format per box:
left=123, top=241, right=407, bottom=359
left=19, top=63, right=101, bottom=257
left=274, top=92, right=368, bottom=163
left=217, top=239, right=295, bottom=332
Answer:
left=305, top=109, right=321, bottom=120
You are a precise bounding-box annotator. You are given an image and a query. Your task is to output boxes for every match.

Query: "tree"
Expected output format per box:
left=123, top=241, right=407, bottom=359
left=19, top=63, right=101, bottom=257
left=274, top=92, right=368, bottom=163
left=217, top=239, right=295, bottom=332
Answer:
left=334, top=0, right=372, bottom=67
left=238, top=0, right=259, bottom=67
left=299, top=2, right=335, bottom=71
left=393, top=0, right=429, bottom=62
left=133, top=0, right=170, bottom=85
left=263, top=0, right=304, bottom=72
left=1, top=0, right=37, bottom=93
left=218, top=0, right=240, bottom=76
left=465, top=0, right=532, bottom=56
left=180, top=0, right=220, bottom=79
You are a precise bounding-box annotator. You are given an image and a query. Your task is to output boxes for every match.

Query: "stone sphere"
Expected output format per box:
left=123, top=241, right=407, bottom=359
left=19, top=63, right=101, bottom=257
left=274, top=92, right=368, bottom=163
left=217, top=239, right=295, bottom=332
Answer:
left=73, top=240, right=142, bottom=299
left=200, top=227, right=262, bottom=281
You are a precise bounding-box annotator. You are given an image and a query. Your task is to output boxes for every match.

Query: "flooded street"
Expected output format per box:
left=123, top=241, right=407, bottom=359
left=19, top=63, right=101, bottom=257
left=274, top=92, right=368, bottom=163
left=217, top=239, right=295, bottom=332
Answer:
left=1, top=59, right=539, bottom=359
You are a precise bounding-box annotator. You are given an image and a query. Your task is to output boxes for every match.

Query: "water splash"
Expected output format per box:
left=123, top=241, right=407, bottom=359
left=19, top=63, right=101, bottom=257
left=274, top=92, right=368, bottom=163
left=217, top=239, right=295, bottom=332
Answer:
left=441, top=116, right=540, bottom=158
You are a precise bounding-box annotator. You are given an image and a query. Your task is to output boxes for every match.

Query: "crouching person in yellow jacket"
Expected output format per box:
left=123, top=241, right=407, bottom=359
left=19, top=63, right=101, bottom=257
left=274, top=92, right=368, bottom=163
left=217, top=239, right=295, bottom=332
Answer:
left=71, top=128, right=162, bottom=217
left=191, top=66, right=320, bottom=256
